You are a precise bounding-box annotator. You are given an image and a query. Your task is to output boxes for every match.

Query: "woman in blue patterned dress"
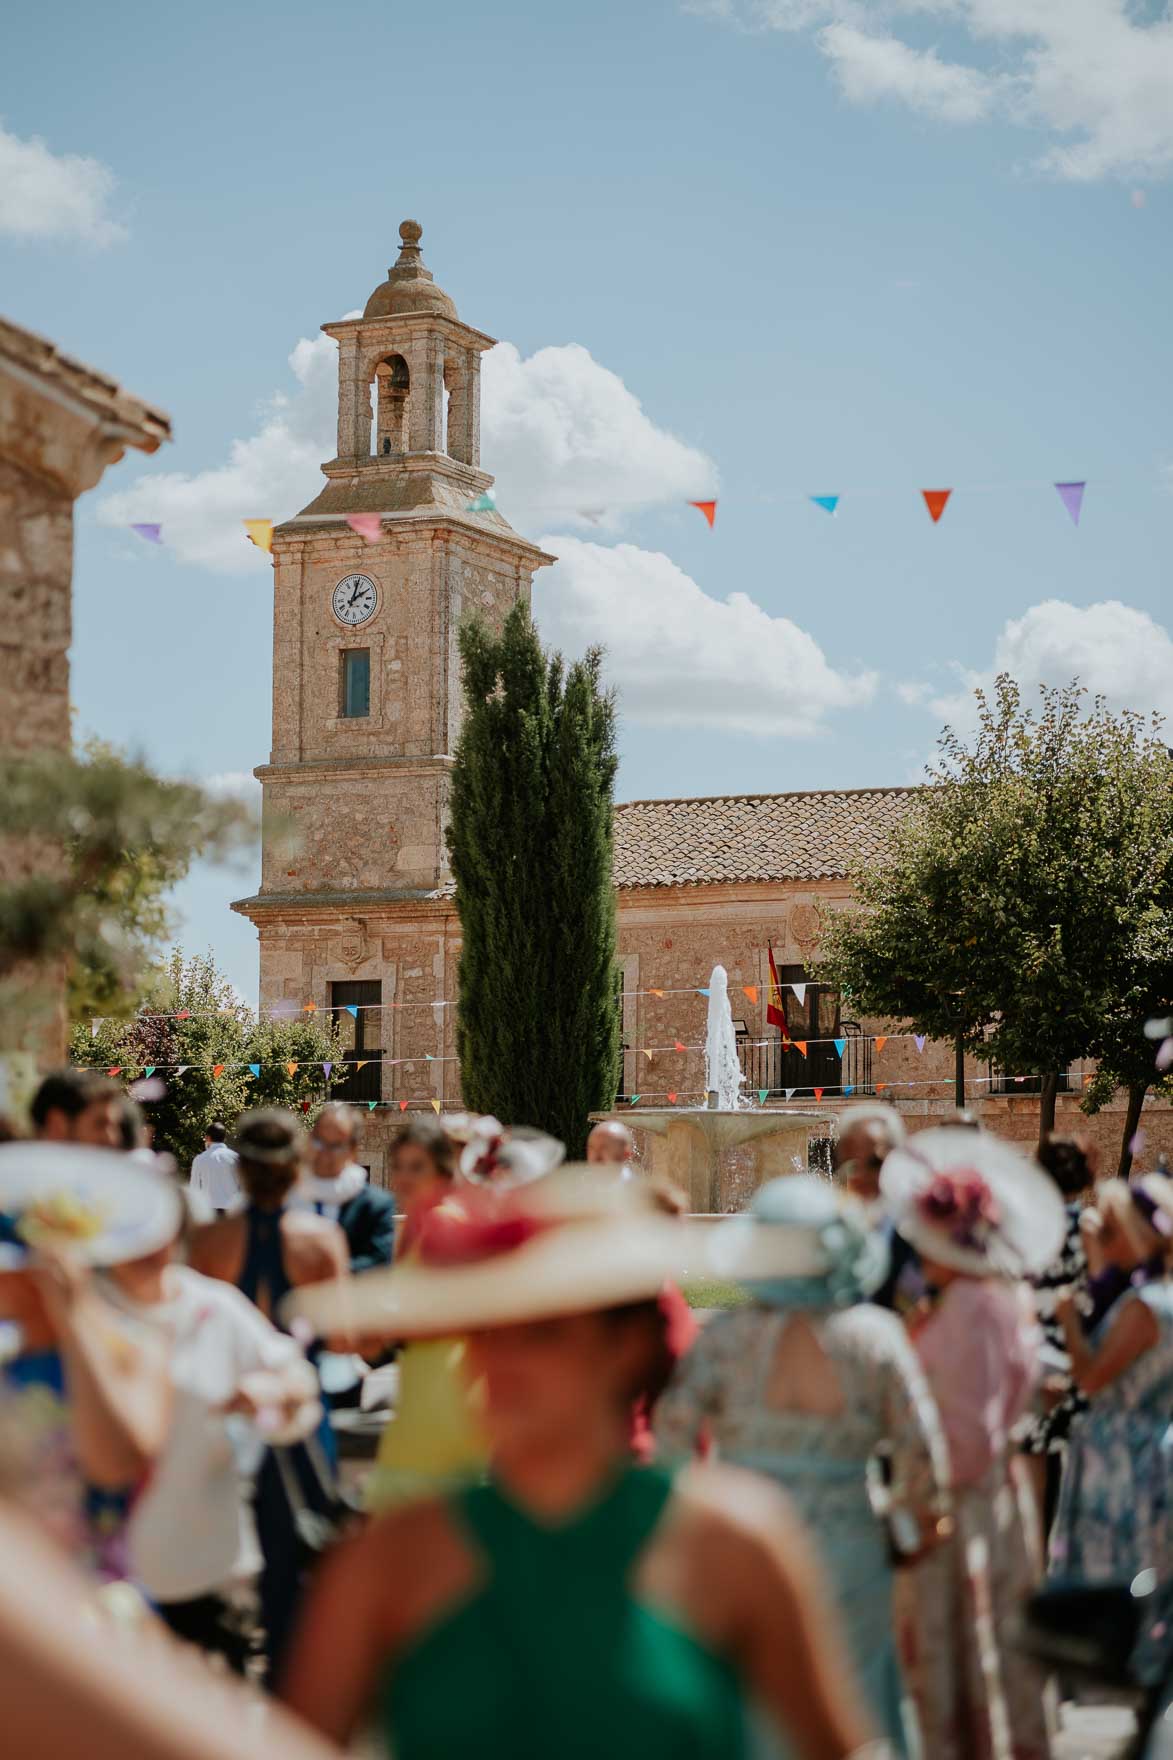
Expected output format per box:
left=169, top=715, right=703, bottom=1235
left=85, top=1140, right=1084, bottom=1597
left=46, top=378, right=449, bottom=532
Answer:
left=1050, top=1175, right=1173, bottom=1585
left=655, top=1176, right=949, bottom=1755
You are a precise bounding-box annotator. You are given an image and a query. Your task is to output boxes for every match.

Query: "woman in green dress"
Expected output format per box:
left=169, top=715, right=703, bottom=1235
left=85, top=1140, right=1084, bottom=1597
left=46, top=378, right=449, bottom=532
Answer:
left=281, top=1181, right=881, bottom=1760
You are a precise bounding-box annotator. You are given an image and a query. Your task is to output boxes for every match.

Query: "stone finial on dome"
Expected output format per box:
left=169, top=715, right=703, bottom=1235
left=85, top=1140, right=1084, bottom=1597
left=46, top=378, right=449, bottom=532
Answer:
left=363, top=218, right=457, bottom=320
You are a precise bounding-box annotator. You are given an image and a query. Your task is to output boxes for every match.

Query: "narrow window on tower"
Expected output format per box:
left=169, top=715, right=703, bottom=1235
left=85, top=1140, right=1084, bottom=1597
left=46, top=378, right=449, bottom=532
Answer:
left=341, top=648, right=370, bottom=718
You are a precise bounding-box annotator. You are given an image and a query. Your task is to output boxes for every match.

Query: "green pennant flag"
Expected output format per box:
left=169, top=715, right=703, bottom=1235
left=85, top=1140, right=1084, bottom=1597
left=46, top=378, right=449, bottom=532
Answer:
left=368, top=1100, right=378, bottom=1111
left=758, top=1088, right=769, bottom=1105
left=144, top=1066, right=155, bottom=1077
left=466, top=489, right=496, bottom=513
left=629, top=1093, right=641, bottom=1105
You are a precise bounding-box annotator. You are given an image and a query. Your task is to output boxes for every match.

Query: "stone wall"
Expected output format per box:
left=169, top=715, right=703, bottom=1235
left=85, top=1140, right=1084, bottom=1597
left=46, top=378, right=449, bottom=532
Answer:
left=0, top=456, right=72, bottom=758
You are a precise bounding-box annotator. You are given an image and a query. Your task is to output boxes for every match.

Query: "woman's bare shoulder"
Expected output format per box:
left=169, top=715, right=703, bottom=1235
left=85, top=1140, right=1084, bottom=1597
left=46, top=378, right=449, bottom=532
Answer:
left=343, top=1497, right=481, bottom=1638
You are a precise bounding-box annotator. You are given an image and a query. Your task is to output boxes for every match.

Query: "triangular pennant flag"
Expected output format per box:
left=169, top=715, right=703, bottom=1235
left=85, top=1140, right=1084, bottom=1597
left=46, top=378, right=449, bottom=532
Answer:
left=249, top=1063, right=261, bottom=1078
left=914, top=1035, right=926, bottom=1053
left=833, top=1038, right=846, bottom=1059
left=302, top=1100, right=311, bottom=1113
left=844, top=1084, right=855, bottom=1096
left=697, top=987, right=710, bottom=997
left=430, top=1098, right=442, bottom=1114
left=757, top=1088, right=769, bottom=1105
left=212, top=1064, right=225, bottom=1079
left=368, top=1101, right=378, bottom=1112
left=107, top=1066, right=122, bottom=1078
left=399, top=1099, right=409, bottom=1112
left=345, top=1005, right=359, bottom=1019
left=286, top=1061, right=298, bottom=1077
left=131, top=523, right=162, bottom=544
left=810, top=495, right=839, bottom=516
left=742, top=985, right=758, bottom=1004
left=91, top=1018, right=101, bottom=1038
left=813, top=1087, right=824, bottom=1101
left=466, top=489, right=496, bottom=513
left=322, top=1062, right=333, bottom=1079
left=674, top=1040, right=687, bottom=1053
left=649, top=989, right=665, bottom=999
left=345, top=513, right=382, bottom=543
left=876, top=1082, right=888, bottom=1093
left=1054, top=481, right=1086, bottom=526
left=921, top=489, right=951, bottom=524
left=424, top=1054, right=434, bottom=1062
left=793, top=1041, right=807, bottom=1057
left=356, top=1061, right=368, bottom=1072
left=175, top=1065, right=189, bottom=1077
left=629, top=1093, right=641, bottom=1105
left=243, top=519, right=274, bottom=553
left=784, top=1088, right=796, bottom=1101
left=144, top=1066, right=156, bottom=1078
left=303, top=1002, right=317, bottom=1014
left=176, top=1010, right=190, bottom=1020
left=790, top=983, right=807, bottom=1007
left=875, top=1036, right=887, bottom=1053
left=688, top=499, right=717, bottom=527
left=667, top=1091, right=678, bottom=1104
left=642, top=1049, right=654, bottom=1062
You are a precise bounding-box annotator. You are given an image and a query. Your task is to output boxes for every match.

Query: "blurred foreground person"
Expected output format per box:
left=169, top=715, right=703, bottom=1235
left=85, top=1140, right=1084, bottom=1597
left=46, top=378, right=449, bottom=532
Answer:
left=0, top=1143, right=174, bottom=1577
left=104, top=1193, right=322, bottom=1673
left=657, top=1175, right=947, bottom=1753
left=882, top=1130, right=1065, bottom=1760
left=0, top=1498, right=338, bottom=1760
left=30, top=1069, right=121, bottom=1148
left=586, top=1119, right=635, bottom=1165
left=282, top=1184, right=881, bottom=1760
left=1049, top=1176, right=1173, bottom=1587
left=189, top=1110, right=348, bottom=1684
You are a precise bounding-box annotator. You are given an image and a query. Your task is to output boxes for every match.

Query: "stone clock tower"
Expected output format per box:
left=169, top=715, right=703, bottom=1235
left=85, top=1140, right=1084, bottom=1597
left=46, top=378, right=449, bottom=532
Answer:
left=234, top=222, right=553, bottom=1158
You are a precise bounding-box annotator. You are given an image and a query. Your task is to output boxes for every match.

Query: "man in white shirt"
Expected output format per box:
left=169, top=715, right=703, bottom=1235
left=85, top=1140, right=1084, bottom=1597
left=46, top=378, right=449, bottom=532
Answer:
left=190, top=1122, right=241, bottom=1214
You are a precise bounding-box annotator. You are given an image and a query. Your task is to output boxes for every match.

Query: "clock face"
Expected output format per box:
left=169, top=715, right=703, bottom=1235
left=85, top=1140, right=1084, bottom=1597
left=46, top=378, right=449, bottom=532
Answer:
left=332, top=574, right=378, bottom=627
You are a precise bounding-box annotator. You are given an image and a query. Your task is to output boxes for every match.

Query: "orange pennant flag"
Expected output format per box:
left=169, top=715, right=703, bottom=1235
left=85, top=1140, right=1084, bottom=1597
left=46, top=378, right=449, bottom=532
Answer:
left=430, top=1099, right=442, bottom=1115
left=813, top=1087, right=824, bottom=1101
left=667, top=1091, right=678, bottom=1104
left=876, top=1082, right=888, bottom=1093
left=922, top=489, right=952, bottom=524
left=649, top=989, right=665, bottom=998
left=689, top=500, right=717, bottom=528
left=107, top=1066, right=122, bottom=1077
left=742, top=985, right=758, bottom=1005
left=674, top=1040, right=687, bottom=1053
left=176, top=1010, right=190, bottom=1020
left=286, top=1061, right=298, bottom=1077
left=793, top=1040, right=807, bottom=1057
left=303, top=1001, right=317, bottom=1014
left=875, top=1036, right=887, bottom=1053
left=399, top=1100, right=408, bottom=1112
left=212, top=1064, right=225, bottom=1079
left=244, top=519, right=274, bottom=553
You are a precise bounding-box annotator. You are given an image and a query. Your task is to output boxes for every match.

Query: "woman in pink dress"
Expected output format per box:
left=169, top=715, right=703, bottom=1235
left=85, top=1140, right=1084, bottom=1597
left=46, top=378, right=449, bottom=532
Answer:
left=881, top=1129, right=1067, bottom=1760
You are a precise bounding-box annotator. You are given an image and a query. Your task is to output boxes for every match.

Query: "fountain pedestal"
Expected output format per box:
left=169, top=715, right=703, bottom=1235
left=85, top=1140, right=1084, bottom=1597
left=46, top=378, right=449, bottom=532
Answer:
left=606, top=1109, right=826, bottom=1213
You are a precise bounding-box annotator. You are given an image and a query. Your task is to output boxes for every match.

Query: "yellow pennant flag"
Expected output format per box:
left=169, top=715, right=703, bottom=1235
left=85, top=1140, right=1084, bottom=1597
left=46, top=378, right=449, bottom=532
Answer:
left=430, top=1098, right=442, bottom=1115
left=244, top=519, right=274, bottom=553
left=642, top=1049, right=654, bottom=1062
left=286, top=1060, right=298, bottom=1077
left=355, top=1061, right=368, bottom=1072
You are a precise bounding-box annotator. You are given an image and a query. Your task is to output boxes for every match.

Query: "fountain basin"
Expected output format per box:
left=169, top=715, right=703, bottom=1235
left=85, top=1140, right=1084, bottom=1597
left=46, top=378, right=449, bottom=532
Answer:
left=602, top=1108, right=827, bottom=1214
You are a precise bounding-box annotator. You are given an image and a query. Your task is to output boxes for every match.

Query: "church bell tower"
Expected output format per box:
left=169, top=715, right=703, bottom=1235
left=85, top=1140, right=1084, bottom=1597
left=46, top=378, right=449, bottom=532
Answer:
left=234, top=222, right=553, bottom=1105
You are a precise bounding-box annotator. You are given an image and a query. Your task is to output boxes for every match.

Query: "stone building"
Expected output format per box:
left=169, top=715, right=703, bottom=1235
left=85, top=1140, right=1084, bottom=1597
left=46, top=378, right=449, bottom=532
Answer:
left=234, top=226, right=1169, bottom=1183
left=0, top=316, right=170, bottom=1070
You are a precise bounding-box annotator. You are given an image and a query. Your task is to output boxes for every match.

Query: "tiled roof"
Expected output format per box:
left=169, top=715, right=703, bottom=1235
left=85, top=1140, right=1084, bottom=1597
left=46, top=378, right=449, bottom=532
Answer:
left=613, top=788, right=921, bottom=889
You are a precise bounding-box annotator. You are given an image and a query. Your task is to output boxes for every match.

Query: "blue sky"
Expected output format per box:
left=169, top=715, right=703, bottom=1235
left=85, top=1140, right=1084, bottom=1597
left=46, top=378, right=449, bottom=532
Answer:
left=4, top=0, right=1172, bottom=1000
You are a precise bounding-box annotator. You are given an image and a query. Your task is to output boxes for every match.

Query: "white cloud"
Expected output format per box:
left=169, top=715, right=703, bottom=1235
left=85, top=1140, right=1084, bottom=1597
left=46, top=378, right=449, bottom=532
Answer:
left=534, top=535, right=876, bottom=736
left=0, top=121, right=126, bottom=245
left=696, top=1, right=1173, bottom=181
left=200, top=771, right=262, bottom=804
left=921, top=599, right=1173, bottom=735
left=98, top=331, right=716, bottom=571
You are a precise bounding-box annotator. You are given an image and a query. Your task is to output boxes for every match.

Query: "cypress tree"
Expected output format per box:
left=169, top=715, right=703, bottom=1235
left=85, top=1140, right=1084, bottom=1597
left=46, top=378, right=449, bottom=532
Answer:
left=448, top=600, right=620, bottom=1158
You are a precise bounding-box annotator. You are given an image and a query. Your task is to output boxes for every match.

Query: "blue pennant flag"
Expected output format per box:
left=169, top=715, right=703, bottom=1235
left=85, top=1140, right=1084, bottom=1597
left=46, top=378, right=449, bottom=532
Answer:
left=834, top=1037, right=847, bottom=1058
left=697, top=987, right=710, bottom=997
left=345, top=1005, right=359, bottom=1019
left=810, top=495, right=840, bottom=516
left=248, top=1063, right=261, bottom=1078
left=844, top=1084, right=855, bottom=1096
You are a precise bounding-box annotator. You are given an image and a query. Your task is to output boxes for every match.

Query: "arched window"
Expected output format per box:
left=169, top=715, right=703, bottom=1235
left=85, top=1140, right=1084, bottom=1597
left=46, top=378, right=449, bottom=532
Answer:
left=372, top=353, right=410, bottom=458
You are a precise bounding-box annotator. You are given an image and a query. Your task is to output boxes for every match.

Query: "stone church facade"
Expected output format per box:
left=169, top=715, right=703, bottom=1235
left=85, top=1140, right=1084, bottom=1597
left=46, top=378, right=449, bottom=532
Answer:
left=234, top=225, right=1169, bottom=1183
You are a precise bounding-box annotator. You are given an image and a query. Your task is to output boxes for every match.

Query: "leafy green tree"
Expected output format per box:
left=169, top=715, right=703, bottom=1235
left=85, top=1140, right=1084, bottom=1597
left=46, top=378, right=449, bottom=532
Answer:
left=71, top=949, right=345, bottom=1170
left=0, top=741, right=254, bottom=1047
left=819, top=677, right=1173, bottom=1147
left=448, top=601, right=621, bottom=1158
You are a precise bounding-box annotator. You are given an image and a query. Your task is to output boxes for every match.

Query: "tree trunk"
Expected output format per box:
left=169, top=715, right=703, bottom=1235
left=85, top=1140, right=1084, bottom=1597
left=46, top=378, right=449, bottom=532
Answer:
left=1037, top=1070, right=1060, bottom=1147
left=1118, top=1082, right=1148, bottom=1180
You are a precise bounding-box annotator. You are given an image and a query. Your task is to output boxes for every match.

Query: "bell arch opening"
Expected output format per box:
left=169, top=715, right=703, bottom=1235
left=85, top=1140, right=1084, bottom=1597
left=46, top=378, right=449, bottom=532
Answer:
left=371, top=353, right=410, bottom=458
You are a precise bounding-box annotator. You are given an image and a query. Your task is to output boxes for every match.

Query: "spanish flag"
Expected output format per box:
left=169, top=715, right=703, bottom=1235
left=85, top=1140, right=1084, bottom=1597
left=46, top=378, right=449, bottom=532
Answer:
left=767, top=944, right=788, bottom=1035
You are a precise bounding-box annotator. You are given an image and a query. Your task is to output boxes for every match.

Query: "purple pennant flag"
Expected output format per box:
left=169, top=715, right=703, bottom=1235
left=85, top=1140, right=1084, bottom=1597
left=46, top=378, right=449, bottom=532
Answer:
left=914, top=1034, right=926, bottom=1053
left=1054, top=482, right=1086, bottom=526
left=323, top=1062, right=332, bottom=1079
left=131, top=523, right=162, bottom=543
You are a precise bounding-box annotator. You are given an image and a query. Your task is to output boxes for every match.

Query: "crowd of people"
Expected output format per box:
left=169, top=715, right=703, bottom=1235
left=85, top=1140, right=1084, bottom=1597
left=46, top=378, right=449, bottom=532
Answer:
left=2, top=1066, right=1172, bottom=1757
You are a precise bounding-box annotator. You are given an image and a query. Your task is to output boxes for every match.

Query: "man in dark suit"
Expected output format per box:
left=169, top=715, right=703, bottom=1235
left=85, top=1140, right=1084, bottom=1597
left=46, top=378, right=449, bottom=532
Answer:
left=303, top=1103, right=395, bottom=1273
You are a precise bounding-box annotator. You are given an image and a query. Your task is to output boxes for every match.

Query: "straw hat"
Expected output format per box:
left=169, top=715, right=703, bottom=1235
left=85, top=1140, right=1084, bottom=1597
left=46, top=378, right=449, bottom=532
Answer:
left=881, top=1128, right=1066, bottom=1277
left=709, top=1175, right=888, bottom=1309
left=0, top=1142, right=181, bottom=1270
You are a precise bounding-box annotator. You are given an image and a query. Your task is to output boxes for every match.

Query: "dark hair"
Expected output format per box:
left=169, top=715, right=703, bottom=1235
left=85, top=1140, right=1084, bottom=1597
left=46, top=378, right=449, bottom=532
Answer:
left=232, top=1108, right=304, bottom=1206
left=206, top=1121, right=227, bottom=1144
left=1038, top=1134, right=1093, bottom=1199
left=115, top=1095, right=147, bottom=1153
left=602, top=1298, right=675, bottom=1408
left=30, top=1068, right=119, bottom=1130
left=389, top=1115, right=456, bottom=1179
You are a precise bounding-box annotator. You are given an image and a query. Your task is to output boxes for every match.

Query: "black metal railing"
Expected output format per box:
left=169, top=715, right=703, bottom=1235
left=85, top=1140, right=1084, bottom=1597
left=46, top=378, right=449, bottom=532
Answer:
left=737, top=1021, right=873, bottom=1099
left=988, top=1070, right=1075, bottom=1097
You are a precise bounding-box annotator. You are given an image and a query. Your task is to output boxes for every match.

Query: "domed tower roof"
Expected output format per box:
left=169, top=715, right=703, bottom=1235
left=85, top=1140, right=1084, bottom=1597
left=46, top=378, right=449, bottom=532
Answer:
left=363, top=220, right=457, bottom=320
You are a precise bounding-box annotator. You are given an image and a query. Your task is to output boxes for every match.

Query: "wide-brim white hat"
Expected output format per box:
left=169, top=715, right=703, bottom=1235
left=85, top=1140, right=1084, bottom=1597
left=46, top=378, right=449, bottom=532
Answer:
left=0, top=1143, right=182, bottom=1270
left=881, top=1128, right=1066, bottom=1277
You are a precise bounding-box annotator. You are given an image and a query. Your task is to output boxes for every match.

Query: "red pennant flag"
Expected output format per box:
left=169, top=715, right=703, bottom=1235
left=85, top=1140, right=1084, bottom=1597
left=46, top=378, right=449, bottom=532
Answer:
left=875, top=1035, right=887, bottom=1053
left=301, top=1100, right=311, bottom=1113
left=674, top=1040, right=687, bottom=1053
left=399, top=1099, right=408, bottom=1112
left=176, top=1010, right=190, bottom=1020
left=212, top=1064, right=225, bottom=1080
left=743, top=985, right=758, bottom=1004
left=667, top=1091, right=678, bottom=1104
left=688, top=500, right=717, bottom=528
left=876, top=1082, right=888, bottom=1093
left=766, top=945, right=787, bottom=1032
left=107, top=1066, right=122, bottom=1077
left=922, top=489, right=952, bottom=524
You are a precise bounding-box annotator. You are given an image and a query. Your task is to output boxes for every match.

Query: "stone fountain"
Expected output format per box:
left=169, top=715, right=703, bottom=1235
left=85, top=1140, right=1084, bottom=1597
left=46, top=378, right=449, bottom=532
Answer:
left=600, top=965, right=825, bottom=1213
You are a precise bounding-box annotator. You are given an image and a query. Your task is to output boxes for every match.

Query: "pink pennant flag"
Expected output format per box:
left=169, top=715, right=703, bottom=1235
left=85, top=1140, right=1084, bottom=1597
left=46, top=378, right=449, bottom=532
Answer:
left=345, top=513, right=382, bottom=544
left=914, top=1034, right=926, bottom=1053
left=1054, top=482, right=1086, bottom=526
left=1157, top=1037, right=1173, bottom=1073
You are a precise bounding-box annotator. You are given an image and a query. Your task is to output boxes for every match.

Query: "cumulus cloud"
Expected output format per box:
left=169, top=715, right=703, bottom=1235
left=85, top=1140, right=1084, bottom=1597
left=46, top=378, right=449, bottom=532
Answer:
left=696, top=1, right=1173, bottom=181
left=98, top=332, right=716, bottom=571
left=534, top=535, right=875, bottom=736
left=919, top=599, right=1173, bottom=737
left=0, top=121, right=126, bottom=245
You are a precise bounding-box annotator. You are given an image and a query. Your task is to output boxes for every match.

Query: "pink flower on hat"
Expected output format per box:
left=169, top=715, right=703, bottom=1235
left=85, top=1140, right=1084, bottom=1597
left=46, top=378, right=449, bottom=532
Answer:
left=915, top=1169, right=1002, bottom=1253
